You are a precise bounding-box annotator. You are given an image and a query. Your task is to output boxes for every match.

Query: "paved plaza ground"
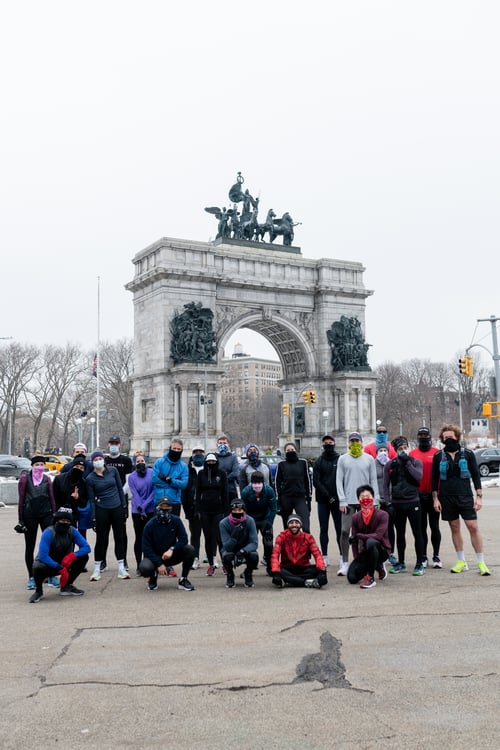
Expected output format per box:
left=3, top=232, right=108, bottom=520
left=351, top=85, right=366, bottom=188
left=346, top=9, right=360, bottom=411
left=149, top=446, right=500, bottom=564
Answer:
left=1, top=487, right=500, bottom=749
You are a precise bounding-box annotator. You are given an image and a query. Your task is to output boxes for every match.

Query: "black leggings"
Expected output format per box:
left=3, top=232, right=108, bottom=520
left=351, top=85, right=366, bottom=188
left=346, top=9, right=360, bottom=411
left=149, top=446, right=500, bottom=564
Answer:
left=279, top=496, right=310, bottom=533
left=317, top=502, right=342, bottom=556
left=23, top=514, right=53, bottom=577
left=420, top=492, right=441, bottom=559
left=94, top=505, right=125, bottom=562
left=200, top=512, right=223, bottom=565
left=33, top=555, right=89, bottom=591
left=347, top=538, right=388, bottom=582
left=132, top=512, right=154, bottom=568
left=392, top=500, right=425, bottom=565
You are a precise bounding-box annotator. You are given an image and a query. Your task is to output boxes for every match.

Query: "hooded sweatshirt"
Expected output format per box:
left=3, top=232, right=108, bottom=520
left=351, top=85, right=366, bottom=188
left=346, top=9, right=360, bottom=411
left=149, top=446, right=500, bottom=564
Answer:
left=195, top=455, right=229, bottom=514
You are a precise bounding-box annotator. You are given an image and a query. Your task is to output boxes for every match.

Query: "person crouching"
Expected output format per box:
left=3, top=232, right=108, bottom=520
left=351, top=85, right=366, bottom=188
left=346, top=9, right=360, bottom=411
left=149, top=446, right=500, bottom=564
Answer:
left=139, top=498, right=196, bottom=591
left=347, top=485, right=391, bottom=589
left=219, top=500, right=259, bottom=588
left=29, top=507, right=91, bottom=603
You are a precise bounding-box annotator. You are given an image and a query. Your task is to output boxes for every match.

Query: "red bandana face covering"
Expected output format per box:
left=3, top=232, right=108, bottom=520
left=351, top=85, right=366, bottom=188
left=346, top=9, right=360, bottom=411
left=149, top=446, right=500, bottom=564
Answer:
left=359, top=496, right=375, bottom=525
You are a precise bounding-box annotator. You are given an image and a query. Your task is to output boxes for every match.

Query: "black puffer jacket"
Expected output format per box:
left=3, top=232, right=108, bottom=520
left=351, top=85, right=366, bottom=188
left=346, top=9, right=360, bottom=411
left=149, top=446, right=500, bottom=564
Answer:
left=195, top=456, right=229, bottom=514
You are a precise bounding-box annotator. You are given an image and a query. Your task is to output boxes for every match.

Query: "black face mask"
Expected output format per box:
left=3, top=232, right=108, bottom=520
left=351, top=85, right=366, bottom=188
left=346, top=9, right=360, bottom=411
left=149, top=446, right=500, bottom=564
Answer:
left=323, top=444, right=335, bottom=455
left=168, top=449, right=182, bottom=462
left=443, top=437, right=460, bottom=452
left=55, top=522, right=71, bottom=534
left=418, top=438, right=431, bottom=452
left=136, top=464, right=147, bottom=476
left=285, top=452, right=298, bottom=462
left=156, top=507, right=171, bottom=524
left=71, top=468, right=84, bottom=481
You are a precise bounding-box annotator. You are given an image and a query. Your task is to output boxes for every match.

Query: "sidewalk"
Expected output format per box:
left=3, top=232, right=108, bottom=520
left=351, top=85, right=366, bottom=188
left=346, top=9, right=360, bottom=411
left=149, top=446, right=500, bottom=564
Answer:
left=1, top=491, right=499, bottom=750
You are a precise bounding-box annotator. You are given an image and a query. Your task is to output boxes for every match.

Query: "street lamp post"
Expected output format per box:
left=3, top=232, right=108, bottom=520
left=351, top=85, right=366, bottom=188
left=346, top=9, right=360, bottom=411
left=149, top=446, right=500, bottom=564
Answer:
left=89, top=417, right=96, bottom=452
left=75, top=418, right=82, bottom=443
left=322, top=410, right=329, bottom=435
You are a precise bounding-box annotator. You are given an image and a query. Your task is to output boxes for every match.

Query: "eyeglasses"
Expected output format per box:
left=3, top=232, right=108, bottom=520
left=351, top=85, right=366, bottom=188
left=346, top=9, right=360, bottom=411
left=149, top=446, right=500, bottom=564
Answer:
left=231, top=503, right=245, bottom=510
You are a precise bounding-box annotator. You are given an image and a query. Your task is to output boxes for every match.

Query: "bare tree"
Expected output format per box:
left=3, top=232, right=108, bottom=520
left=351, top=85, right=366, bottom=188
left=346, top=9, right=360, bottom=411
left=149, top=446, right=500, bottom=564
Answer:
left=0, top=342, right=39, bottom=452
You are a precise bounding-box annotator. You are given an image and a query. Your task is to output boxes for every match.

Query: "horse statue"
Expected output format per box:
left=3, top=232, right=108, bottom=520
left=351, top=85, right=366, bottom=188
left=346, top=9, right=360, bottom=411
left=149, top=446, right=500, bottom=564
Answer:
left=269, top=211, right=297, bottom=246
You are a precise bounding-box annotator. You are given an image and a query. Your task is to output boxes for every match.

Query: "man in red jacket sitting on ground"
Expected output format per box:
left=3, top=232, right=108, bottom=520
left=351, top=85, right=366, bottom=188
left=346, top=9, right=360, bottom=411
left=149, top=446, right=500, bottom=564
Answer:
left=270, top=513, right=327, bottom=589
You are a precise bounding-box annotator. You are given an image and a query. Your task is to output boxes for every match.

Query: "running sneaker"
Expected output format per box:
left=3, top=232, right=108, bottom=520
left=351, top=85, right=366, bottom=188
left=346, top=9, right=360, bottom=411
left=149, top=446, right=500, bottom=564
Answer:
left=477, top=562, right=491, bottom=576
left=388, top=554, right=398, bottom=566
left=191, top=558, right=201, bottom=570
left=167, top=567, right=177, bottom=577
left=413, top=564, right=425, bottom=576
left=421, top=558, right=428, bottom=569
left=305, top=578, right=322, bottom=589
left=206, top=565, right=216, bottom=576
left=225, top=574, right=235, bottom=588
left=47, top=576, right=60, bottom=588
left=148, top=577, right=158, bottom=591
left=26, top=577, right=36, bottom=591
left=272, top=576, right=285, bottom=588
left=451, top=560, right=469, bottom=573
left=377, top=563, right=388, bottom=581
left=337, top=562, right=349, bottom=576
left=90, top=570, right=101, bottom=581
left=60, top=584, right=84, bottom=596
left=432, top=556, right=443, bottom=569
left=360, top=575, right=376, bottom=589
left=100, top=561, right=107, bottom=572
left=389, top=562, right=407, bottom=574
left=29, top=590, right=44, bottom=603
left=178, top=577, right=195, bottom=591
left=117, top=567, right=130, bottom=580
left=323, top=555, right=330, bottom=567
left=244, top=572, right=254, bottom=588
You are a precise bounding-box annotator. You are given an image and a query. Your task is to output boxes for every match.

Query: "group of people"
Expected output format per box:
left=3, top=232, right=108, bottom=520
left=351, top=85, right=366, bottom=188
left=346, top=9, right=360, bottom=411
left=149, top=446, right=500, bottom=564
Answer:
left=311, top=423, right=490, bottom=589
left=17, top=423, right=490, bottom=602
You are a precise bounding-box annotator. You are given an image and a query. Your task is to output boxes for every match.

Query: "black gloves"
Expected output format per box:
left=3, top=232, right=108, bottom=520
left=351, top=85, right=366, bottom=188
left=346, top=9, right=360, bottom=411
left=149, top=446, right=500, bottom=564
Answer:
left=272, top=574, right=283, bottom=587
left=348, top=535, right=357, bottom=544
left=158, top=473, right=172, bottom=483
left=317, top=570, right=328, bottom=587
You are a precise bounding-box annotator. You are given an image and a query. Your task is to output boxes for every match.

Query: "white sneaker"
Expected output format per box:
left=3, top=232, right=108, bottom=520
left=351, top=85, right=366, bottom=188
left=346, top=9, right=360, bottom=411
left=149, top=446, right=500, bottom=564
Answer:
left=117, top=567, right=130, bottom=579
left=337, top=562, right=349, bottom=576
left=323, top=555, right=330, bottom=566
left=90, top=569, right=101, bottom=581
left=191, top=557, right=200, bottom=570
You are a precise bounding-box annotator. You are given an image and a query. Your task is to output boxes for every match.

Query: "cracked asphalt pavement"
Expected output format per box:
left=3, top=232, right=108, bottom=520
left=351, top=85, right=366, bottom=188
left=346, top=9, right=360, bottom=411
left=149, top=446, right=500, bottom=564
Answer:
left=1, top=489, right=500, bottom=749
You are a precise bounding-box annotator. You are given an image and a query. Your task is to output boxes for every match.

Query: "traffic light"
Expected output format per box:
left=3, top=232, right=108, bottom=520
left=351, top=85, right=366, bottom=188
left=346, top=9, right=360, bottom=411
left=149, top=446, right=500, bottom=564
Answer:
left=282, top=403, right=290, bottom=416
left=303, top=389, right=317, bottom=404
left=458, top=358, right=467, bottom=376
left=482, top=403, right=492, bottom=417
left=465, top=355, right=474, bottom=377
left=200, top=395, right=205, bottom=405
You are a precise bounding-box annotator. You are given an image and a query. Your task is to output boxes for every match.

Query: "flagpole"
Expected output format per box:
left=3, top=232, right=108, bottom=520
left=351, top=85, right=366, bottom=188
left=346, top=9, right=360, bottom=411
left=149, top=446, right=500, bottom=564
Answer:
left=96, top=276, right=101, bottom=448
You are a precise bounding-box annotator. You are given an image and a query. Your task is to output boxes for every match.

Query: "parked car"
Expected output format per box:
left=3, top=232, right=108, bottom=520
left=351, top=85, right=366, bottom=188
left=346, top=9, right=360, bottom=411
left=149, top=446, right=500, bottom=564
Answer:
left=0, top=455, right=31, bottom=479
left=473, top=447, right=500, bottom=477
left=44, top=455, right=72, bottom=472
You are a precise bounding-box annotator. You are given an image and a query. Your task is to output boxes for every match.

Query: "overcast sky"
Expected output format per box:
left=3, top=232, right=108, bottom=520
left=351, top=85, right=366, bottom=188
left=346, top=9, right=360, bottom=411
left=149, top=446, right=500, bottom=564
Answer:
left=1, top=2, right=499, bottom=370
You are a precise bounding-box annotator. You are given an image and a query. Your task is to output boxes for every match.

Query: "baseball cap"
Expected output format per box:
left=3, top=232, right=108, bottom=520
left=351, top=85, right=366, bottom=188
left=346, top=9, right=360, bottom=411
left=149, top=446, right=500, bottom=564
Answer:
left=348, top=431, right=362, bottom=442
left=108, top=436, right=121, bottom=443
left=417, top=427, right=430, bottom=436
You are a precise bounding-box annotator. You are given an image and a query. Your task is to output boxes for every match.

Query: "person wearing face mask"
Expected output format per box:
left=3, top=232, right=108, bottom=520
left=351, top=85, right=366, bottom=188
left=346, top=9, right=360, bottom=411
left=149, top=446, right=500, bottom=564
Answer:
left=127, top=453, right=155, bottom=576
left=181, top=446, right=205, bottom=570
left=215, top=435, right=240, bottom=502
left=313, top=435, right=341, bottom=568
left=270, top=514, right=327, bottom=588
left=336, top=433, right=379, bottom=577
left=239, top=443, right=271, bottom=490
left=347, top=485, right=391, bottom=589
left=375, top=444, right=397, bottom=566
left=29, top=507, right=91, bottom=603
left=431, top=424, right=489, bottom=576
left=140, top=498, right=196, bottom=591
left=219, top=500, right=259, bottom=588
left=18, top=456, right=57, bottom=591
left=363, top=426, right=397, bottom=460
left=196, top=453, right=228, bottom=576
left=275, top=442, right=312, bottom=533
left=152, top=439, right=189, bottom=512
left=383, top=437, right=425, bottom=576
left=59, top=443, right=93, bottom=475
left=103, top=437, right=133, bottom=574
left=240, top=470, right=277, bottom=574
left=410, top=427, right=442, bottom=569
left=85, top=451, right=129, bottom=581
left=53, top=455, right=92, bottom=556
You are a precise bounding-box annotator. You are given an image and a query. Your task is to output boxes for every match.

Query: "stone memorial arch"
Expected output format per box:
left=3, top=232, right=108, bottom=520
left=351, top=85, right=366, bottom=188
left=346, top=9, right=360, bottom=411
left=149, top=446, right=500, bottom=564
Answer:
left=126, top=236, right=378, bottom=457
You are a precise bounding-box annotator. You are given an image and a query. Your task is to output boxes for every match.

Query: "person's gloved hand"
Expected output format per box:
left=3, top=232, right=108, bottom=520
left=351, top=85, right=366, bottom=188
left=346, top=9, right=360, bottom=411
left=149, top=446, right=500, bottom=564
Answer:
left=348, top=535, right=357, bottom=544
left=272, top=574, right=283, bottom=587
left=122, top=505, right=129, bottom=521
left=61, top=552, right=77, bottom=568
left=59, top=567, right=69, bottom=588
left=234, top=553, right=246, bottom=567
left=317, top=570, right=328, bottom=587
